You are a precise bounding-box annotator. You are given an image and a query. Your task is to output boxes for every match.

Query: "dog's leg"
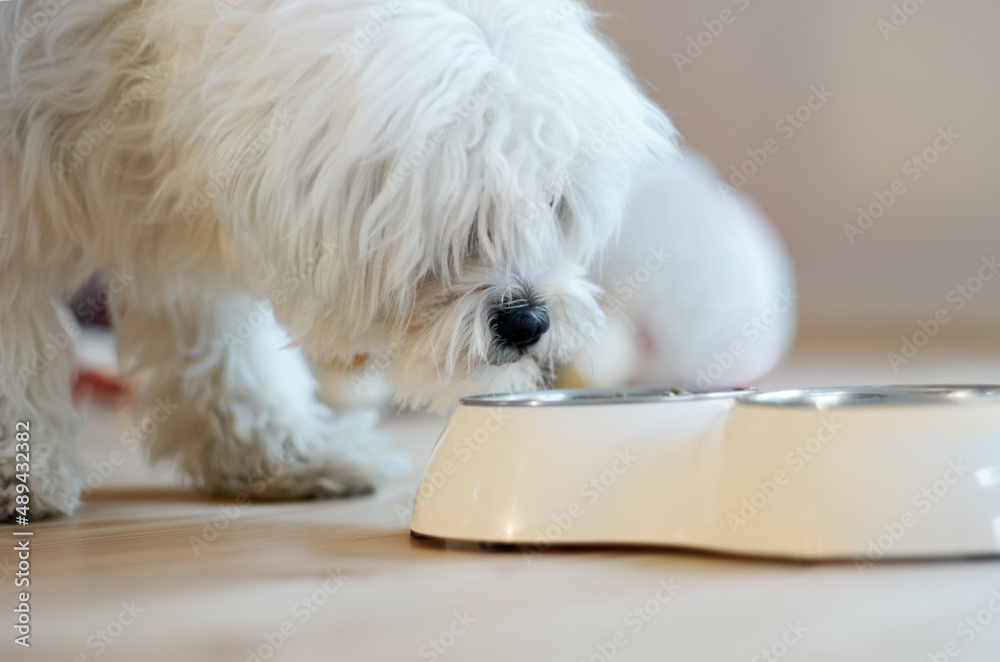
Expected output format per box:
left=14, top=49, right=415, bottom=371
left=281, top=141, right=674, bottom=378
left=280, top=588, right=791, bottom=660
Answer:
left=117, top=290, right=407, bottom=499
left=0, top=296, right=83, bottom=520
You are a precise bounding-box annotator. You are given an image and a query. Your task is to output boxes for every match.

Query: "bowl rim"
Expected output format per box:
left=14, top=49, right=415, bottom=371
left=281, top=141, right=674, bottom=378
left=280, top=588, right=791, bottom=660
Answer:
left=460, top=386, right=753, bottom=407
left=738, top=384, right=1000, bottom=409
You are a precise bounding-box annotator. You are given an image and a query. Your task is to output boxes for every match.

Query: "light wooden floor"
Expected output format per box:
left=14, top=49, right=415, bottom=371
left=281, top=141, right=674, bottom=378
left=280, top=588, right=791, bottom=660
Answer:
left=5, top=335, right=1000, bottom=661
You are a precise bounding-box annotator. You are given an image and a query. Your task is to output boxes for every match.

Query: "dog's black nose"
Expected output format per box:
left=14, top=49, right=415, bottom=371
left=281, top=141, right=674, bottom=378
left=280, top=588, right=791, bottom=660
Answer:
left=492, top=303, right=550, bottom=352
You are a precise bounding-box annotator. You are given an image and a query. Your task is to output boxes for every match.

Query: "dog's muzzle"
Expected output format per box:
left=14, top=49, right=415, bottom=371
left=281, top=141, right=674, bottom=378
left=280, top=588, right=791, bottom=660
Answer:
left=491, top=302, right=550, bottom=353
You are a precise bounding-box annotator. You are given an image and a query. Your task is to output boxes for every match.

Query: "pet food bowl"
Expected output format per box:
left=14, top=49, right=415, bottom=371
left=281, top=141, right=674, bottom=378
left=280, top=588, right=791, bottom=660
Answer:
left=410, top=385, right=1000, bottom=561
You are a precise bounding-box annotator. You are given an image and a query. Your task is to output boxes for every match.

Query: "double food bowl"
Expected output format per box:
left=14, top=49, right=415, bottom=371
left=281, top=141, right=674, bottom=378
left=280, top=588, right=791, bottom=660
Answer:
left=410, top=386, right=1000, bottom=561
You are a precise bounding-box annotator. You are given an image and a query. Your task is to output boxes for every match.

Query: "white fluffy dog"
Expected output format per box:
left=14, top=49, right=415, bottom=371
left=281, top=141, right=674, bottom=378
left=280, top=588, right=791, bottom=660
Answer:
left=0, top=0, right=676, bottom=518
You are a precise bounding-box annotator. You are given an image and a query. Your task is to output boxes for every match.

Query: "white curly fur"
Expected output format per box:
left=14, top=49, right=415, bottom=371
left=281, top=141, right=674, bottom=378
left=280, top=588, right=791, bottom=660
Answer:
left=0, top=0, right=677, bottom=518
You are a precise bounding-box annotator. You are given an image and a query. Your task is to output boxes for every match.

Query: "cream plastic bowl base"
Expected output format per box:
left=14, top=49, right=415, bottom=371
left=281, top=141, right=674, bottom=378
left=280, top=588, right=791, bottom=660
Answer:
left=409, top=386, right=1000, bottom=562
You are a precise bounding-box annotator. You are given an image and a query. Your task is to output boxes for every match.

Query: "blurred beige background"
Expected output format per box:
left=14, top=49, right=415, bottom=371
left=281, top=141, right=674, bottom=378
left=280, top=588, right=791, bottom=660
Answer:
left=593, top=0, right=1000, bottom=339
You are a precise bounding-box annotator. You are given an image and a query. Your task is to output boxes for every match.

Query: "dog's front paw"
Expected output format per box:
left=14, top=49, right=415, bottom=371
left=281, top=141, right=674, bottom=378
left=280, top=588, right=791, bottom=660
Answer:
left=152, top=396, right=410, bottom=502
left=241, top=420, right=411, bottom=501
left=1, top=433, right=82, bottom=522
